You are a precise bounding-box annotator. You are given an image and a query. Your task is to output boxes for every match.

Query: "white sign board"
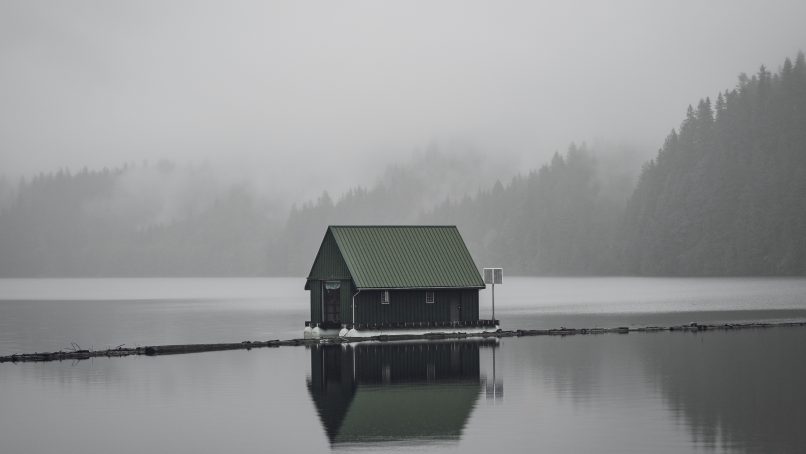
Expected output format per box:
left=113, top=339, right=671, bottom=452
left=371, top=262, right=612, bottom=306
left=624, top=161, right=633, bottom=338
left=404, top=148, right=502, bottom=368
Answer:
left=483, top=268, right=503, bottom=285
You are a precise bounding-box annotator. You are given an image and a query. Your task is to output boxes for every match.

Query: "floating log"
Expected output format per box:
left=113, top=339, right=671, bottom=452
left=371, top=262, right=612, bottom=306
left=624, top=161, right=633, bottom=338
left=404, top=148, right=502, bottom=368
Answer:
left=1, top=320, right=805, bottom=364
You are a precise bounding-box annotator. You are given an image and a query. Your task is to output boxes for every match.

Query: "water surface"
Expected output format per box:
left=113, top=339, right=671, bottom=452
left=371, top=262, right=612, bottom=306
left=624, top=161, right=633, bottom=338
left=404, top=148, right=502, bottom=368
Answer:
left=1, top=277, right=805, bottom=453
left=2, top=277, right=806, bottom=355
left=1, top=329, right=804, bottom=453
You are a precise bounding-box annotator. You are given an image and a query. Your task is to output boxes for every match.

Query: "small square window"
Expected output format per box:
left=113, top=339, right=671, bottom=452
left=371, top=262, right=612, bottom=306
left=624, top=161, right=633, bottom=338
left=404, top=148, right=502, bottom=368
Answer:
left=425, top=291, right=435, bottom=304
left=380, top=290, right=390, bottom=304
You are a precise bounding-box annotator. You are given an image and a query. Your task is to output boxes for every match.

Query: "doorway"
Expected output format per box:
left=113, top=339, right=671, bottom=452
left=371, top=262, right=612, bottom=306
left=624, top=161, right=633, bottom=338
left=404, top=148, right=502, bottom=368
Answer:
left=323, top=281, right=341, bottom=323
left=449, top=293, right=462, bottom=322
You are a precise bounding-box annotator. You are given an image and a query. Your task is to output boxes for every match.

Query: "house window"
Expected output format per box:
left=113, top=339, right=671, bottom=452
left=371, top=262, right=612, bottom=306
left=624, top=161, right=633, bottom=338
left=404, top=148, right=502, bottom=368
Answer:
left=425, top=291, right=435, bottom=304
left=380, top=290, right=390, bottom=304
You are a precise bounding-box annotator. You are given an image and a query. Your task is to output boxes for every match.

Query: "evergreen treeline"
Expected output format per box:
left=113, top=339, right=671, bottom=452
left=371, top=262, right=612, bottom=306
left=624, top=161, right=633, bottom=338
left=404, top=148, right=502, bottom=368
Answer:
left=282, top=52, right=806, bottom=276
left=422, top=144, right=623, bottom=275
left=620, top=53, right=806, bottom=275
left=271, top=150, right=505, bottom=274
left=1, top=52, right=804, bottom=277
left=275, top=140, right=637, bottom=275
left=0, top=164, right=276, bottom=276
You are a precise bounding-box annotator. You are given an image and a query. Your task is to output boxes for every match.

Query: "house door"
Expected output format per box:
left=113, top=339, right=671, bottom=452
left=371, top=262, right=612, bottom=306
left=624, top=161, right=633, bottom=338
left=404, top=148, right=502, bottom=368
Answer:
left=323, top=281, right=341, bottom=323
left=449, top=294, right=462, bottom=322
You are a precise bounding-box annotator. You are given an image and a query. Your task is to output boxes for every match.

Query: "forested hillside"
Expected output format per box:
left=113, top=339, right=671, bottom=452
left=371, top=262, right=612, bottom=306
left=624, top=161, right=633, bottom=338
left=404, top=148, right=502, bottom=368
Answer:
left=0, top=164, right=278, bottom=276
left=0, top=151, right=507, bottom=276
left=1, top=53, right=804, bottom=277
left=422, top=144, right=624, bottom=275
left=425, top=52, right=806, bottom=275
left=620, top=53, right=806, bottom=275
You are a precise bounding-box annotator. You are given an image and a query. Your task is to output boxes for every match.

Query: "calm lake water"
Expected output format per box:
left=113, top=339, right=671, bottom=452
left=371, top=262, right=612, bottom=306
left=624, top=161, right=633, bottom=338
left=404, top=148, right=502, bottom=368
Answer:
left=1, top=277, right=806, bottom=453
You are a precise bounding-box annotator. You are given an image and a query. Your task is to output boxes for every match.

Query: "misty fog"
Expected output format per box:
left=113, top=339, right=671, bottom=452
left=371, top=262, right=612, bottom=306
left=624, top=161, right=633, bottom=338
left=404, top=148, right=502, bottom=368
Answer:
left=3, top=2, right=805, bottom=185
left=1, top=1, right=806, bottom=277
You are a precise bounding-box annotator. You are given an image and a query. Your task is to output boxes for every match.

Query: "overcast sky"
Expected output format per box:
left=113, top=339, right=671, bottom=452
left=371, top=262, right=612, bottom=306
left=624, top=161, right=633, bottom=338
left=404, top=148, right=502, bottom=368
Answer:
left=1, top=0, right=805, bottom=198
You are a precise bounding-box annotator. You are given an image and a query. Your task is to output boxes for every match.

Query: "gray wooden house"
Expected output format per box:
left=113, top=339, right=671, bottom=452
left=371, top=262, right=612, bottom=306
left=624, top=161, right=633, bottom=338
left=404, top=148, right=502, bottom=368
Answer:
left=304, top=226, right=495, bottom=336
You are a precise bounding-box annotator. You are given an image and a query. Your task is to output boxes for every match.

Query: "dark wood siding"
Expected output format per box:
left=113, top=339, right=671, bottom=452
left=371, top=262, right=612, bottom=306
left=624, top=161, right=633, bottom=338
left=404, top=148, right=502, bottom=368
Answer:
left=310, top=280, right=321, bottom=323
left=308, top=230, right=351, bottom=281
left=461, top=289, right=479, bottom=321
left=340, top=280, right=352, bottom=324
left=309, top=278, right=353, bottom=324
left=354, top=289, right=480, bottom=324
left=308, top=230, right=354, bottom=324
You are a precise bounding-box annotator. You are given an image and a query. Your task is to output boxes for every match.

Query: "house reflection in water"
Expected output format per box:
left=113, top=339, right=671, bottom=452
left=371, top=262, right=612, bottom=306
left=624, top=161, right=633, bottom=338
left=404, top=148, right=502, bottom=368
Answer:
left=306, top=340, right=499, bottom=446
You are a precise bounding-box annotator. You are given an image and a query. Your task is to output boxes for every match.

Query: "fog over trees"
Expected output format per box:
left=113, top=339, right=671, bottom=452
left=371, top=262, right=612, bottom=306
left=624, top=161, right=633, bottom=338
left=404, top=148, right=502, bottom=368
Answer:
left=1, top=53, right=804, bottom=277
left=620, top=53, right=806, bottom=275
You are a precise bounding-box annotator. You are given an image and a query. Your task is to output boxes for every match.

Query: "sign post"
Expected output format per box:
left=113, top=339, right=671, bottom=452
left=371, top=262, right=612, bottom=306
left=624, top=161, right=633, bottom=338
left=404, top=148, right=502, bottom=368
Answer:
left=483, top=268, right=503, bottom=323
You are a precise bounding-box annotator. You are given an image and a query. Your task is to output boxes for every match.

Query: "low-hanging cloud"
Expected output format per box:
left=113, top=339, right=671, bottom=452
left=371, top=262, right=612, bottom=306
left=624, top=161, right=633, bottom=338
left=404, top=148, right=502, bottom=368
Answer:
left=1, top=0, right=805, bottom=205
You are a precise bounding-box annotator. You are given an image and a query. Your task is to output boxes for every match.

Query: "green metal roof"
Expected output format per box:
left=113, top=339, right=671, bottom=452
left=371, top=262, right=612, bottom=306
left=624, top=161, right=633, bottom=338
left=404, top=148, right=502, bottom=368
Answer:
left=317, top=225, right=485, bottom=289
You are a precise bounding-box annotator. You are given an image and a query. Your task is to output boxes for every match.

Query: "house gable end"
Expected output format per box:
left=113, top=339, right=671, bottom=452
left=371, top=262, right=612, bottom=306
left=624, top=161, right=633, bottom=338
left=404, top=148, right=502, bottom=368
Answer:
left=305, top=229, right=352, bottom=289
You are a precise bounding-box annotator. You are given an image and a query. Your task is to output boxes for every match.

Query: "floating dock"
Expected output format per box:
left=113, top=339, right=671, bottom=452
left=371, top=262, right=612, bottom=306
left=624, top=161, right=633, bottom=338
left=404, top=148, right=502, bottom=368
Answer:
left=2, top=320, right=805, bottom=363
